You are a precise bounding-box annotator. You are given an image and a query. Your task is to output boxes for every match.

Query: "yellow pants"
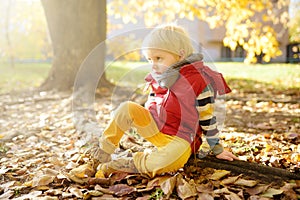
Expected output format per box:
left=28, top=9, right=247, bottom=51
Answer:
left=99, top=101, right=192, bottom=177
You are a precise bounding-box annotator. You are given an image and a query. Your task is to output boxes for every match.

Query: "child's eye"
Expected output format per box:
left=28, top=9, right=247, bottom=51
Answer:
left=156, top=57, right=162, bottom=61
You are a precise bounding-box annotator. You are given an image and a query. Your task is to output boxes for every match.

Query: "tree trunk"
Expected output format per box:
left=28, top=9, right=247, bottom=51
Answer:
left=40, top=0, right=108, bottom=91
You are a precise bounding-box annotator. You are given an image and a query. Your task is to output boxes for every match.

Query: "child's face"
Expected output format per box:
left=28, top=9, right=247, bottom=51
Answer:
left=144, top=49, right=180, bottom=74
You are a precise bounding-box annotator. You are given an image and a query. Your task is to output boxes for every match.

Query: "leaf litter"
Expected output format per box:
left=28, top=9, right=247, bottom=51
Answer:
left=0, top=85, right=299, bottom=199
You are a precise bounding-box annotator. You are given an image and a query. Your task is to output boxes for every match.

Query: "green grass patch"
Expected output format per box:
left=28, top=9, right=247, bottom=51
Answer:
left=0, top=61, right=299, bottom=94
left=105, top=61, right=149, bottom=87
left=214, top=62, right=300, bottom=89
left=0, top=62, right=51, bottom=94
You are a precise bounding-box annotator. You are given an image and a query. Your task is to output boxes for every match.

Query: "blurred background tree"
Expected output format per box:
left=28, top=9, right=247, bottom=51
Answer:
left=0, top=0, right=299, bottom=91
left=0, top=0, right=51, bottom=67
left=108, top=0, right=291, bottom=64
left=289, top=0, right=300, bottom=43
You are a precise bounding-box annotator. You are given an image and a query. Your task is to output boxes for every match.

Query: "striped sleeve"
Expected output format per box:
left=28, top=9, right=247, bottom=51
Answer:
left=196, top=84, right=220, bottom=147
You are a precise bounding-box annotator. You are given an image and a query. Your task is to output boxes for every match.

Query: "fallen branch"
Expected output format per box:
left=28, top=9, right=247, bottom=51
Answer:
left=187, top=156, right=300, bottom=184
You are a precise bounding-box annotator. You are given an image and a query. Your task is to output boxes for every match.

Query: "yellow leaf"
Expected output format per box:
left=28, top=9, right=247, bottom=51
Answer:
left=23, top=180, right=33, bottom=187
left=95, top=170, right=105, bottom=178
left=69, top=163, right=95, bottom=178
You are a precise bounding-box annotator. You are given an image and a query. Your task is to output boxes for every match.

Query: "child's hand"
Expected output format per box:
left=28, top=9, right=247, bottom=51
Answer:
left=216, top=150, right=239, bottom=161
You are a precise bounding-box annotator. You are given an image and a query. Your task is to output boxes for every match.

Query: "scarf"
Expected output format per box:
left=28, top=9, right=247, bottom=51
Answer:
left=151, top=53, right=204, bottom=88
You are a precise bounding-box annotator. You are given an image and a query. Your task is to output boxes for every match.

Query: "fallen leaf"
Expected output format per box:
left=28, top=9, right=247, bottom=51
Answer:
left=234, top=178, right=258, bottom=187
left=196, top=182, right=214, bottom=193
left=225, top=192, right=243, bottom=200
left=0, top=190, right=14, bottom=199
left=280, top=183, right=298, bottom=200
left=0, top=166, right=10, bottom=175
left=245, top=184, right=270, bottom=195
left=176, top=174, right=197, bottom=199
left=214, top=187, right=231, bottom=194
left=260, top=187, right=283, bottom=198
left=69, top=163, right=95, bottom=178
left=44, top=189, right=63, bottom=196
left=160, top=175, right=177, bottom=197
left=13, top=191, right=43, bottom=200
left=88, top=177, right=111, bottom=187
left=210, top=170, right=231, bottom=180
left=83, top=190, right=103, bottom=199
left=32, top=174, right=55, bottom=187
left=95, top=169, right=105, bottom=178
left=95, top=185, right=115, bottom=195
left=198, top=193, right=214, bottom=200
left=69, top=186, right=83, bottom=198
left=109, top=184, right=136, bottom=196
left=221, top=175, right=241, bottom=185
left=147, top=175, right=172, bottom=188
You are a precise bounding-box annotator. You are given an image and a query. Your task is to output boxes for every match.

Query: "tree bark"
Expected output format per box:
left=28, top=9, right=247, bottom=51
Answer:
left=40, top=0, right=108, bottom=91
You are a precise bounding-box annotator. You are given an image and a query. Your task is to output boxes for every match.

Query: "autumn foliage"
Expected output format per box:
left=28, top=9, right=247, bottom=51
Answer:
left=108, top=0, right=289, bottom=63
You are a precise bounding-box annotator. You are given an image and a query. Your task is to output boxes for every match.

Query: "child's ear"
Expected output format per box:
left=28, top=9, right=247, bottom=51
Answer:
left=179, top=49, right=185, bottom=60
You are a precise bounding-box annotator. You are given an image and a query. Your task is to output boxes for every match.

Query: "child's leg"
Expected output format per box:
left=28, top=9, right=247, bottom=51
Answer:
left=99, top=101, right=161, bottom=154
left=98, top=101, right=192, bottom=177
left=133, top=135, right=191, bottom=177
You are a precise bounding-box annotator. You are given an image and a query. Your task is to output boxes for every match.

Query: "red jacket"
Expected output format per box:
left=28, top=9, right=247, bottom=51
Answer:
left=144, top=61, right=231, bottom=152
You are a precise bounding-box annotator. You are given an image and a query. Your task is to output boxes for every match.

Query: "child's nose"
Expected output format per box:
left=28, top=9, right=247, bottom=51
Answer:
left=152, top=63, right=158, bottom=70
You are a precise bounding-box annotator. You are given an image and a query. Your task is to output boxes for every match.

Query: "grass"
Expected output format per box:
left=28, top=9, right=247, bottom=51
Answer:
left=0, top=62, right=50, bottom=94
left=0, top=61, right=299, bottom=94
left=107, top=61, right=300, bottom=89
left=214, top=62, right=300, bottom=89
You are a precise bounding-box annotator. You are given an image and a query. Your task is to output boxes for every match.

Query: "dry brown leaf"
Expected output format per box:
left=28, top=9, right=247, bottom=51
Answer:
left=260, top=187, right=283, bottom=198
left=160, top=175, right=177, bottom=197
left=280, top=183, right=298, bottom=200
left=43, top=168, right=59, bottom=176
left=83, top=190, right=104, bottom=199
left=0, top=190, right=14, bottom=199
left=94, top=185, right=115, bottom=195
left=109, top=184, right=136, bottom=196
left=196, top=182, right=214, bottom=193
left=245, top=184, right=270, bottom=195
left=176, top=174, right=197, bottom=200
left=198, top=193, right=214, bottom=200
left=210, top=170, right=231, bottom=180
left=147, top=175, right=172, bottom=188
left=69, top=163, right=95, bottom=178
left=35, top=185, right=50, bottom=191
left=88, top=177, right=111, bottom=187
left=13, top=191, right=43, bottom=200
left=44, top=189, right=63, bottom=196
left=0, top=166, right=10, bottom=175
left=221, top=175, right=241, bottom=185
left=32, top=174, right=55, bottom=187
left=225, top=192, right=243, bottom=200
left=214, top=187, right=231, bottom=194
left=234, top=178, right=258, bottom=187
left=69, top=186, right=83, bottom=198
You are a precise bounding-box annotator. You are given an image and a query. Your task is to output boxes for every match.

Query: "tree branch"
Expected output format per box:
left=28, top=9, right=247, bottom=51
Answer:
left=187, top=156, right=300, bottom=184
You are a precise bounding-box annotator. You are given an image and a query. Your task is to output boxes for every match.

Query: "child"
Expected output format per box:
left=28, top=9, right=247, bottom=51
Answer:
left=90, top=24, right=238, bottom=178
